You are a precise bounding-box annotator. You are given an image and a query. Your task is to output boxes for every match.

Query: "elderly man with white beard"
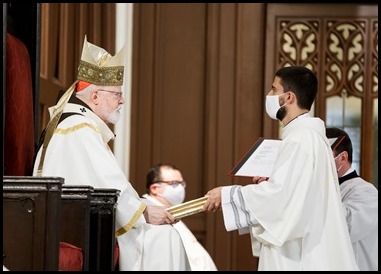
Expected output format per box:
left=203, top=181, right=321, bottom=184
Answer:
left=33, top=36, right=190, bottom=271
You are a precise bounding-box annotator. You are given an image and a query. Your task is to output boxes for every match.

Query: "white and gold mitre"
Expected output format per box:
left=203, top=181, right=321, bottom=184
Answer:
left=77, top=36, right=125, bottom=86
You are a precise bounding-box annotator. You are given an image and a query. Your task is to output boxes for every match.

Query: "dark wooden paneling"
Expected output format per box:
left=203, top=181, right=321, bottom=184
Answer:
left=131, top=3, right=208, bottom=199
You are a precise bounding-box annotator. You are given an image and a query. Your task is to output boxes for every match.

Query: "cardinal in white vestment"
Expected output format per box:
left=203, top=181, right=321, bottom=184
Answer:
left=203, top=66, right=359, bottom=271
left=33, top=36, right=190, bottom=271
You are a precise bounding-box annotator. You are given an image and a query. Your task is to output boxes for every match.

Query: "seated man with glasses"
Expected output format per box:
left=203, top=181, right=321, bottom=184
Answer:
left=142, top=163, right=218, bottom=271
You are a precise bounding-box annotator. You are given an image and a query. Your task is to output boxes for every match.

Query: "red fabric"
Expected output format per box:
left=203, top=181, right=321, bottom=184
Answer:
left=114, top=242, right=119, bottom=269
left=76, top=80, right=91, bottom=92
left=59, top=242, right=83, bottom=271
left=4, top=33, right=35, bottom=176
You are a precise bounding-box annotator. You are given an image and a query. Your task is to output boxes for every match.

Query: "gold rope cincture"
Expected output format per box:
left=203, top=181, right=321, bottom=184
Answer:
left=36, top=81, right=78, bottom=176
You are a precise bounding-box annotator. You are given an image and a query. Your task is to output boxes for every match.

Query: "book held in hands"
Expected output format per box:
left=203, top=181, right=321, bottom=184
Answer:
left=228, top=138, right=281, bottom=178
left=228, top=135, right=345, bottom=178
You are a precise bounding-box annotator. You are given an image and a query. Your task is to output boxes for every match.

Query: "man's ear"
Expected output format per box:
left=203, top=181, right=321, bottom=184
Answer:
left=342, top=151, right=349, bottom=161
left=150, top=184, right=160, bottom=196
left=90, top=89, right=99, bottom=105
left=287, top=91, right=296, bottom=104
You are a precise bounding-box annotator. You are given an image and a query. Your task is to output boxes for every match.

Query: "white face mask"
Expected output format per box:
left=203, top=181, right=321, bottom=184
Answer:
left=334, top=153, right=343, bottom=173
left=158, top=184, right=185, bottom=206
left=265, top=94, right=286, bottom=120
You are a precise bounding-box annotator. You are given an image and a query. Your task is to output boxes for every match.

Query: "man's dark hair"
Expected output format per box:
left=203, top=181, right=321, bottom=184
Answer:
left=275, top=66, right=318, bottom=110
left=146, top=163, right=178, bottom=193
left=326, top=127, right=353, bottom=163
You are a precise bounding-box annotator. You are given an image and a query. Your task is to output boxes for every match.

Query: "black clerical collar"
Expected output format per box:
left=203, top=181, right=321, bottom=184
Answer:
left=284, top=112, right=309, bottom=126
left=338, top=170, right=359, bottom=185
left=59, top=92, right=92, bottom=123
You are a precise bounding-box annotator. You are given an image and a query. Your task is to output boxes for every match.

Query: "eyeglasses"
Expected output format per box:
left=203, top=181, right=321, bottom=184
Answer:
left=98, top=89, right=123, bottom=99
left=153, top=180, right=187, bottom=188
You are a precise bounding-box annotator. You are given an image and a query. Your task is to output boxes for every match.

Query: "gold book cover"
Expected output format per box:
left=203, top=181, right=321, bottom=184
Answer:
left=166, top=196, right=208, bottom=219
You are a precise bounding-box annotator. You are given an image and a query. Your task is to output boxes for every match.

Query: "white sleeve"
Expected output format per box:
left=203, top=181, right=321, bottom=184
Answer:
left=221, top=185, right=259, bottom=232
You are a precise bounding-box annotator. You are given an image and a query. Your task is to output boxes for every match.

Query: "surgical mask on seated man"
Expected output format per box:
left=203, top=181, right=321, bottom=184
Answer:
left=158, top=183, right=185, bottom=206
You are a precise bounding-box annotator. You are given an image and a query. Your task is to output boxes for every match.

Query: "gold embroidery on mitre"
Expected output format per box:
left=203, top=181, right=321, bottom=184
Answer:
left=77, top=60, right=124, bottom=86
left=77, top=35, right=125, bottom=86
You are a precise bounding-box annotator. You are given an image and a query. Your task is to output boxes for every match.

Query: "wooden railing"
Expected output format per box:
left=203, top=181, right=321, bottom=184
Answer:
left=3, top=176, right=63, bottom=271
left=3, top=176, right=119, bottom=271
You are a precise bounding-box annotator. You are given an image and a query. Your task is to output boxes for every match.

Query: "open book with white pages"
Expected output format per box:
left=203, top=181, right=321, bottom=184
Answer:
left=228, top=138, right=281, bottom=178
left=228, top=135, right=345, bottom=178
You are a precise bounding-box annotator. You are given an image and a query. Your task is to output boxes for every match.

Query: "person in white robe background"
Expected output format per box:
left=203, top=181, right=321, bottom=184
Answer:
left=326, top=127, right=378, bottom=271
left=141, top=163, right=218, bottom=271
left=33, top=36, right=190, bottom=271
left=202, top=66, right=359, bottom=271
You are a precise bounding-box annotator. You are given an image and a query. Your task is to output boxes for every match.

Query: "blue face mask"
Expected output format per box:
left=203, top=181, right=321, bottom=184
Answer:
left=158, top=184, right=185, bottom=206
